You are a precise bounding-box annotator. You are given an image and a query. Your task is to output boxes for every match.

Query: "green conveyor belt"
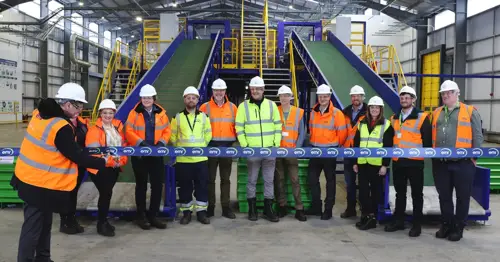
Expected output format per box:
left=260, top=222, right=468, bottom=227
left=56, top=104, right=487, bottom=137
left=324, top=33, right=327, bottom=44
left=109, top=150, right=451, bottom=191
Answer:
left=116, top=40, right=213, bottom=183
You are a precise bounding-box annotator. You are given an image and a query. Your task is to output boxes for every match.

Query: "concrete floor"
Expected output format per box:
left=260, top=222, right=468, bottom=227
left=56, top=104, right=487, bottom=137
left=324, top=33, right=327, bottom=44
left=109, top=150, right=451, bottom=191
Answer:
left=1, top=123, right=500, bottom=261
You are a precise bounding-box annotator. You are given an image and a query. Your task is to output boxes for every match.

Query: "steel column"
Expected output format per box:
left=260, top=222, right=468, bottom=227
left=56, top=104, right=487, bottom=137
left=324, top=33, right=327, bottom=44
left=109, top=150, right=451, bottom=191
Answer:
left=415, top=18, right=428, bottom=108
left=63, top=9, right=72, bottom=83
left=81, top=17, right=90, bottom=96
left=454, top=0, right=468, bottom=100
left=39, top=0, right=48, bottom=98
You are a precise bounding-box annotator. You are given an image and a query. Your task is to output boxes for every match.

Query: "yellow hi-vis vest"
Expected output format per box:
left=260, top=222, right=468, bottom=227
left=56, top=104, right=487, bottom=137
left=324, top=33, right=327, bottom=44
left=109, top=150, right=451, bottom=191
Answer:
left=170, top=111, right=212, bottom=163
left=235, top=98, right=282, bottom=147
left=357, top=119, right=390, bottom=166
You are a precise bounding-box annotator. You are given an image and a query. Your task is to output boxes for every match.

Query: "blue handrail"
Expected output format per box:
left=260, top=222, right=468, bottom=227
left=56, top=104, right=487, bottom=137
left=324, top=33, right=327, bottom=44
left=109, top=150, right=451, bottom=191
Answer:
left=197, top=31, right=222, bottom=105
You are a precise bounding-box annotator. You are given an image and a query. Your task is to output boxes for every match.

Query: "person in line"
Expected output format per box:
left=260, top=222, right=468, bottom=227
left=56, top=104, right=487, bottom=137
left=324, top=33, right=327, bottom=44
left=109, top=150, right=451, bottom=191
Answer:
left=86, top=99, right=128, bottom=237
left=341, top=85, right=367, bottom=219
left=432, top=80, right=483, bottom=241
left=125, top=84, right=171, bottom=230
left=171, top=86, right=212, bottom=225
left=274, top=85, right=307, bottom=222
left=235, top=76, right=282, bottom=222
left=307, top=84, right=347, bottom=220
left=199, top=78, right=237, bottom=219
left=11, top=82, right=119, bottom=262
left=353, top=96, right=394, bottom=230
left=385, top=86, right=432, bottom=237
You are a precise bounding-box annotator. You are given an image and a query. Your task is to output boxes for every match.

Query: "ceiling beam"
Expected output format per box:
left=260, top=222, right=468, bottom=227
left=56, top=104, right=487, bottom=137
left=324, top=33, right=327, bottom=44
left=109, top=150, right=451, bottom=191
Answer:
left=65, top=6, right=319, bottom=13
left=357, top=0, right=417, bottom=24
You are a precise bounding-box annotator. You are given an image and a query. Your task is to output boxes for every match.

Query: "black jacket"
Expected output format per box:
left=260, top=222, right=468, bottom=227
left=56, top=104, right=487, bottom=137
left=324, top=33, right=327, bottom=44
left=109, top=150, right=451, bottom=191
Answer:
left=10, top=98, right=106, bottom=213
left=354, top=116, right=394, bottom=167
left=392, top=107, right=432, bottom=168
left=342, top=102, right=368, bottom=127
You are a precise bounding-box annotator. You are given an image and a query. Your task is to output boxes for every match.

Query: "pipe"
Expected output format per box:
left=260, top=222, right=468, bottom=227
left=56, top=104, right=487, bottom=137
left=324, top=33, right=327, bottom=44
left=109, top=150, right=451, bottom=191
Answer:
left=70, top=34, right=112, bottom=68
left=63, top=6, right=318, bottom=13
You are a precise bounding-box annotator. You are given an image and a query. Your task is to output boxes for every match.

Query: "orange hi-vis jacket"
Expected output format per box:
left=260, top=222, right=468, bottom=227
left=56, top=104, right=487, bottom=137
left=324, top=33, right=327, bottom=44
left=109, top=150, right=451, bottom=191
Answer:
left=199, top=97, right=237, bottom=141
left=309, top=101, right=348, bottom=147
left=278, top=105, right=304, bottom=148
left=391, top=112, right=428, bottom=161
left=15, top=110, right=78, bottom=191
left=432, top=102, right=474, bottom=148
left=86, top=118, right=128, bottom=174
left=344, top=114, right=365, bottom=147
left=125, top=102, right=171, bottom=146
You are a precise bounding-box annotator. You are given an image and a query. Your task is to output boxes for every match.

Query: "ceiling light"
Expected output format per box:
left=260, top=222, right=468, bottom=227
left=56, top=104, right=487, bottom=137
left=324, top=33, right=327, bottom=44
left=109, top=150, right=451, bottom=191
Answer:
left=0, top=14, right=3, bottom=18
left=136, top=16, right=142, bottom=22
left=172, top=2, right=178, bottom=7
left=101, top=16, right=105, bottom=20
left=131, top=35, right=135, bottom=38
left=289, top=5, right=293, bottom=9
left=305, top=0, right=319, bottom=3
left=116, top=26, right=121, bottom=30
left=78, top=2, right=83, bottom=6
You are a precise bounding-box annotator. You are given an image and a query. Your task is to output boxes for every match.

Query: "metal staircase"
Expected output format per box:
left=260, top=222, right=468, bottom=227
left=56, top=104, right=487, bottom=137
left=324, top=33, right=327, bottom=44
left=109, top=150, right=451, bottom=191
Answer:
left=110, top=70, right=131, bottom=108
left=262, top=68, right=290, bottom=103
left=379, top=74, right=398, bottom=92
left=242, top=21, right=267, bottom=68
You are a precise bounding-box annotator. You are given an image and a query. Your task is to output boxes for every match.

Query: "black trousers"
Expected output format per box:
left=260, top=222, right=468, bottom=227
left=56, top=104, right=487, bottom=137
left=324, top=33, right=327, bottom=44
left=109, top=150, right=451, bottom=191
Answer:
left=308, top=158, right=337, bottom=209
left=131, top=156, right=165, bottom=215
left=176, top=161, right=209, bottom=212
left=89, top=168, right=119, bottom=222
left=433, top=159, right=476, bottom=224
left=18, top=204, right=53, bottom=262
left=358, top=164, right=384, bottom=216
left=393, top=164, right=424, bottom=222
left=60, top=168, right=85, bottom=220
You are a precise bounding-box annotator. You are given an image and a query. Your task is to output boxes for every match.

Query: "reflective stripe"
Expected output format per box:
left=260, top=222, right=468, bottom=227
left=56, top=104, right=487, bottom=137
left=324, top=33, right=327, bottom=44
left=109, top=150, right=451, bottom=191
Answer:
left=24, top=132, right=58, bottom=152
left=206, top=102, right=235, bottom=124
left=246, top=131, right=275, bottom=137
left=274, top=120, right=281, bottom=124
left=87, top=142, right=101, bottom=147
left=179, top=201, right=194, bottom=212
left=310, top=124, right=334, bottom=129
left=210, top=118, right=235, bottom=123
left=41, top=117, right=66, bottom=141
left=359, top=121, right=385, bottom=144
left=458, top=121, right=471, bottom=127
left=399, top=140, right=422, bottom=147
left=337, top=124, right=348, bottom=131
left=235, top=122, right=244, bottom=127
left=155, top=122, right=169, bottom=130
left=179, top=138, right=205, bottom=143
left=311, top=142, right=339, bottom=147
left=212, top=137, right=236, bottom=141
left=244, top=100, right=274, bottom=124
left=158, top=138, right=167, bottom=145
left=135, top=138, right=144, bottom=146
left=19, top=153, right=76, bottom=175
left=236, top=131, right=245, bottom=136
left=457, top=137, right=472, bottom=143
left=283, top=138, right=296, bottom=143
left=127, top=123, right=145, bottom=131
left=246, top=119, right=274, bottom=124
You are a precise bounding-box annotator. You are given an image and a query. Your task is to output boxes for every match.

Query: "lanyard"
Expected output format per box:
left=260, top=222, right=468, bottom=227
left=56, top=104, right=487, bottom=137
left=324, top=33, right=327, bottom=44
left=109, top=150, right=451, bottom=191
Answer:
left=185, top=114, right=197, bottom=132
left=444, top=102, right=458, bottom=124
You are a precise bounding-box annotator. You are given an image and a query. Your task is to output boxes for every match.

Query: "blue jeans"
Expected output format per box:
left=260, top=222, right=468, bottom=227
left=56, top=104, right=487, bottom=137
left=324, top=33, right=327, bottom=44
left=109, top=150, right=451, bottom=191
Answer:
left=343, top=158, right=357, bottom=208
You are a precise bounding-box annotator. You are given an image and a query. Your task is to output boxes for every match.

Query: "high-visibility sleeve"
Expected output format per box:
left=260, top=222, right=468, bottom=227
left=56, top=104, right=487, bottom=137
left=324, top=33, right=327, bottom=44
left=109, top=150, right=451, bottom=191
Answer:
left=159, top=116, right=172, bottom=146
left=335, top=110, right=348, bottom=147
left=125, top=112, right=143, bottom=146
left=235, top=102, right=248, bottom=147
left=204, top=115, right=212, bottom=145
left=272, top=102, right=283, bottom=147
left=170, top=117, right=178, bottom=146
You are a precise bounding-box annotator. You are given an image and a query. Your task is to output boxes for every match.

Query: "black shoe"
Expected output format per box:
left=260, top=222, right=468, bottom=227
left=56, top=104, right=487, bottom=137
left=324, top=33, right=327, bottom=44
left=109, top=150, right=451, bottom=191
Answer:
left=135, top=213, right=151, bottom=230
left=197, top=211, right=211, bottom=224
left=147, top=215, right=167, bottom=229
left=97, top=220, right=115, bottom=237
left=278, top=206, right=287, bottom=218
left=180, top=211, right=192, bottom=225
left=295, top=209, right=307, bottom=222
left=262, top=199, right=279, bottom=222
left=305, top=204, right=322, bottom=216
left=247, top=198, right=258, bottom=221
left=222, top=207, right=236, bottom=219
left=321, top=208, right=332, bottom=220
left=340, top=208, right=357, bottom=219
left=358, top=215, right=377, bottom=230
left=355, top=215, right=368, bottom=228
left=435, top=222, right=452, bottom=239
left=447, top=223, right=464, bottom=242
left=409, top=223, right=422, bottom=237
left=59, top=215, right=84, bottom=235
left=384, top=220, right=405, bottom=232
left=207, top=206, right=215, bottom=218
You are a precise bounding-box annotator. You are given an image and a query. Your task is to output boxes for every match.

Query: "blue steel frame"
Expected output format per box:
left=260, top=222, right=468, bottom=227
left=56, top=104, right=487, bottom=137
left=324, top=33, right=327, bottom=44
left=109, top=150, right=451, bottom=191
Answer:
left=197, top=31, right=223, bottom=105
left=187, top=19, right=231, bottom=40
left=278, top=21, right=322, bottom=58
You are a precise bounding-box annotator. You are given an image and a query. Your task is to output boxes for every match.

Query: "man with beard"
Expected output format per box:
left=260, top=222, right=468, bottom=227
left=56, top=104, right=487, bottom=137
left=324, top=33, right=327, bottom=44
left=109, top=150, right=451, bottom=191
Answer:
left=385, top=86, right=432, bottom=237
left=341, top=85, right=367, bottom=218
left=171, top=86, right=212, bottom=225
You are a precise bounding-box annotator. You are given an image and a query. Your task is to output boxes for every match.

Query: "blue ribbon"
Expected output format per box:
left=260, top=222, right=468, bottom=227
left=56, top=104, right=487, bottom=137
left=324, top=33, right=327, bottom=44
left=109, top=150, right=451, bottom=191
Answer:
left=1, top=147, right=499, bottom=158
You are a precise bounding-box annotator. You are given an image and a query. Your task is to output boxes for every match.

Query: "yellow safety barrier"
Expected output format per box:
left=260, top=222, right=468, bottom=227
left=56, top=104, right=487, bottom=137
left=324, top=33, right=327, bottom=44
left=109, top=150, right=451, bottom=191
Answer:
left=240, top=0, right=244, bottom=68
left=289, top=40, right=299, bottom=106
left=241, top=37, right=259, bottom=69
left=143, top=20, right=160, bottom=40
left=115, top=40, right=130, bottom=70
left=92, top=43, right=118, bottom=123
left=125, top=41, right=143, bottom=98
left=143, top=39, right=172, bottom=70
left=259, top=38, right=263, bottom=77
left=222, top=38, right=239, bottom=69
left=267, top=29, right=276, bottom=68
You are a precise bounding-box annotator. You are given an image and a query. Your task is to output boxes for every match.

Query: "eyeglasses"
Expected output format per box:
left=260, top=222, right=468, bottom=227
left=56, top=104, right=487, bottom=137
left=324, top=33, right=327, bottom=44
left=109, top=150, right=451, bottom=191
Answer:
left=70, top=101, right=83, bottom=110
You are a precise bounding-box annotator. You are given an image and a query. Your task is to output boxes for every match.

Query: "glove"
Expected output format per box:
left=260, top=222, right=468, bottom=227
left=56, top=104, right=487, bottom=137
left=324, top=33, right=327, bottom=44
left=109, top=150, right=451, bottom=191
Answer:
left=104, top=155, right=119, bottom=168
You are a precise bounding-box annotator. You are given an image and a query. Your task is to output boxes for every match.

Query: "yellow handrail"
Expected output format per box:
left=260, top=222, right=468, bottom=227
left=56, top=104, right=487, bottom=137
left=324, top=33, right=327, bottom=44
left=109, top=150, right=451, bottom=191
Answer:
left=259, top=38, right=263, bottom=77
left=289, top=40, right=298, bottom=106
left=263, top=0, right=269, bottom=67
left=92, top=43, right=119, bottom=123
left=125, top=41, right=143, bottom=98
left=390, top=45, right=408, bottom=90
left=241, top=37, right=259, bottom=69
left=222, top=38, right=239, bottom=69
left=240, top=0, right=244, bottom=69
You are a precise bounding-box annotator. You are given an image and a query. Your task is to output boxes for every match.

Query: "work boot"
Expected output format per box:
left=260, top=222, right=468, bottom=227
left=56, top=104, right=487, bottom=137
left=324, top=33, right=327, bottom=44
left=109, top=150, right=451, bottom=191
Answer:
left=180, top=211, right=192, bottom=225
left=222, top=207, right=236, bottom=219
left=262, top=198, right=279, bottom=222
left=278, top=206, right=288, bottom=218
left=60, top=215, right=84, bottom=235
left=321, top=208, right=333, bottom=220
left=305, top=202, right=322, bottom=216
left=135, top=212, right=151, bottom=230
left=147, top=214, right=167, bottom=229
left=97, top=220, right=115, bottom=237
left=447, top=223, right=464, bottom=242
left=197, top=211, right=211, bottom=224
left=358, top=215, right=377, bottom=230
left=247, top=198, right=258, bottom=221
left=295, top=209, right=307, bottom=222
left=409, top=223, right=422, bottom=237
left=384, top=220, right=405, bottom=232
left=435, top=222, right=453, bottom=239
left=207, top=206, right=215, bottom=218
left=340, top=207, right=357, bottom=219
left=355, top=215, right=369, bottom=228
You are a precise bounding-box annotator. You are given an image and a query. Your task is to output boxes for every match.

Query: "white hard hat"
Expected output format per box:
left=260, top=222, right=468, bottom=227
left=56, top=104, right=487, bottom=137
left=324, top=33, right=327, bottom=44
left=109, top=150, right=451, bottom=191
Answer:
left=316, top=84, right=332, bottom=95
left=249, top=76, right=265, bottom=87
left=349, top=85, right=365, bottom=95
left=183, top=86, right=200, bottom=97
left=277, top=85, right=293, bottom=95
left=212, top=78, right=227, bottom=90
left=98, top=99, right=117, bottom=111
left=139, top=84, right=157, bottom=97
left=440, top=80, right=459, bottom=93
left=399, top=85, right=417, bottom=98
left=368, top=96, right=384, bottom=107
left=55, top=82, right=87, bottom=103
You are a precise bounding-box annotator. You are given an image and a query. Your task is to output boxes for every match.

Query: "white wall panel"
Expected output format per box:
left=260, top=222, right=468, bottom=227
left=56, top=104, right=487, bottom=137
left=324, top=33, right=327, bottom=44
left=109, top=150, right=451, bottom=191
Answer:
left=468, top=59, right=492, bottom=74
left=472, top=103, right=491, bottom=131
left=466, top=77, right=493, bottom=100
left=445, top=26, right=456, bottom=48
left=468, top=10, right=494, bottom=41
left=494, top=79, right=500, bottom=98
left=469, top=38, right=494, bottom=59
left=491, top=103, right=500, bottom=132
